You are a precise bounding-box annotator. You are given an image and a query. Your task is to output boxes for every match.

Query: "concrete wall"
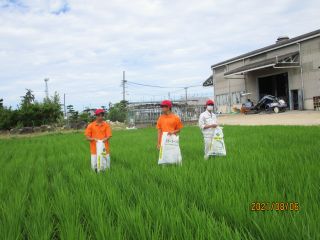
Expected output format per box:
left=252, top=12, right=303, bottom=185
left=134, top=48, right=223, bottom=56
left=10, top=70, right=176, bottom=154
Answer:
left=213, top=66, right=246, bottom=112
left=300, top=37, right=320, bottom=109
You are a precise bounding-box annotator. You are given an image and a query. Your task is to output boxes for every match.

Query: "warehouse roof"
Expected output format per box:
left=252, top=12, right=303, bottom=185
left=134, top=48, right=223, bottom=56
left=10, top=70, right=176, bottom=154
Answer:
left=203, top=51, right=300, bottom=86
left=211, top=29, right=320, bottom=69
left=224, top=51, right=300, bottom=76
left=203, top=75, right=213, bottom=87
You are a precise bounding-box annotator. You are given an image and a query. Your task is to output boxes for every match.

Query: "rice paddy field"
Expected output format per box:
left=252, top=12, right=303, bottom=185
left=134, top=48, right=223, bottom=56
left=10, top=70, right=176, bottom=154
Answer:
left=0, top=125, right=319, bottom=240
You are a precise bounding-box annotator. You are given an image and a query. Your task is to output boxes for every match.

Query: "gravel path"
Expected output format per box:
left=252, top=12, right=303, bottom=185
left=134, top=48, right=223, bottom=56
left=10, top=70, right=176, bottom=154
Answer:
left=217, top=111, right=320, bottom=126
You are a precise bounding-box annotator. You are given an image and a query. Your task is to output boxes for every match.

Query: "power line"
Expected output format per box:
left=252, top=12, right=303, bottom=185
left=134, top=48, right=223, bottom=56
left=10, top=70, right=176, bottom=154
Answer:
left=126, top=79, right=207, bottom=104
left=171, top=88, right=185, bottom=93
left=65, top=88, right=112, bottom=95
left=126, top=81, right=203, bottom=89
left=126, top=83, right=186, bottom=100
left=45, top=76, right=209, bottom=106
left=127, top=81, right=178, bottom=89
left=54, top=79, right=203, bottom=96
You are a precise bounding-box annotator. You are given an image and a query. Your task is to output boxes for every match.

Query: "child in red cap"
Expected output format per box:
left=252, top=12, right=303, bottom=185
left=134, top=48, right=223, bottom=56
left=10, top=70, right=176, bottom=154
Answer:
left=156, top=100, right=183, bottom=165
left=156, top=100, right=183, bottom=149
left=85, top=109, right=112, bottom=171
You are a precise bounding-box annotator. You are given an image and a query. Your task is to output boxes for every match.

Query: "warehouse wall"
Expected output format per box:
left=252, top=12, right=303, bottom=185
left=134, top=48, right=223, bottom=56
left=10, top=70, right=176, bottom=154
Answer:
left=213, top=66, right=245, bottom=113
left=300, top=37, right=320, bottom=109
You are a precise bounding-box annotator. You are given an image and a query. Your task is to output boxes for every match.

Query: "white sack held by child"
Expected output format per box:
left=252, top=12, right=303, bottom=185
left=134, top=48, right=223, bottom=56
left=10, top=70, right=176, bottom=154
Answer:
left=158, top=132, right=182, bottom=165
left=96, top=140, right=110, bottom=171
left=208, top=127, right=226, bottom=156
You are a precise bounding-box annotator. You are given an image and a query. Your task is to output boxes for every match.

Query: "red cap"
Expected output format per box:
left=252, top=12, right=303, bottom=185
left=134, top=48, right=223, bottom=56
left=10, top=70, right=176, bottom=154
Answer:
left=206, top=100, right=214, bottom=105
left=95, top=109, right=105, bottom=115
left=160, top=100, right=172, bottom=108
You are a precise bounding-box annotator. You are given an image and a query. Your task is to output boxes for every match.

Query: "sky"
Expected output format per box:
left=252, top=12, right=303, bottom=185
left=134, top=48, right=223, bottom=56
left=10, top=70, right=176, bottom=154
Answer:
left=0, top=0, right=319, bottom=110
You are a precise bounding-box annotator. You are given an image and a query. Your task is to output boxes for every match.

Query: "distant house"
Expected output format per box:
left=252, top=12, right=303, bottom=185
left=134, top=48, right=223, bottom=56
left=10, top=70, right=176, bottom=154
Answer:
left=83, top=108, right=97, bottom=117
left=203, top=29, right=320, bottom=113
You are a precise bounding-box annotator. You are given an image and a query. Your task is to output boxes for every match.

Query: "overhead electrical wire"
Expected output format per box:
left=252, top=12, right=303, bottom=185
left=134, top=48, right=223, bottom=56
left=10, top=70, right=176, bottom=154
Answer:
left=126, top=81, right=178, bottom=89
left=59, top=80, right=203, bottom=95
left=126, top=81, right=203, bottom=89
left=59, top=79, right=206, bottom=101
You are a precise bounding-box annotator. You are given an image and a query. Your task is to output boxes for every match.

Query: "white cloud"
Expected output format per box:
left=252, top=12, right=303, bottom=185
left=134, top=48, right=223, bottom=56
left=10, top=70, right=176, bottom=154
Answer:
left=0, top=0, right=319, bottom=109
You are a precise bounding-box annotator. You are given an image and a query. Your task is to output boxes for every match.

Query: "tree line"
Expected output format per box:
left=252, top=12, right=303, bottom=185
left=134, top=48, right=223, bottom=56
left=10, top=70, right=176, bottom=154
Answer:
left=0, top=89, right=62, bottom=130
left=0, top=89, right=128, bottom=131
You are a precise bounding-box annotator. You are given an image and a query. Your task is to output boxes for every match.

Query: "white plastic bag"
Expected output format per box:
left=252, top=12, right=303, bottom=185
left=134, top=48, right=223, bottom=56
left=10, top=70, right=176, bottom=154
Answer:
left=96, top=140, right=110, bottom=171
left=158, top=132, right=182, bottom=165
left=208, top=127, right=226, bottom=156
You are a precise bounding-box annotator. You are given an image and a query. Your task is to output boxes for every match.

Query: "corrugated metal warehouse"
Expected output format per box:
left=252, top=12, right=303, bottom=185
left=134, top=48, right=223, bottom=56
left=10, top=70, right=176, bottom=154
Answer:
left=203, top=29, right=320, bottom=113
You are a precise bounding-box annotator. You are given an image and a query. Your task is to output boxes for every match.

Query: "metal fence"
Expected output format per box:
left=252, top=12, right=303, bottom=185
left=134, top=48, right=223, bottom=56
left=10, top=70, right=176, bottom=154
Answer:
left=127, top=101, right=206, bottom=127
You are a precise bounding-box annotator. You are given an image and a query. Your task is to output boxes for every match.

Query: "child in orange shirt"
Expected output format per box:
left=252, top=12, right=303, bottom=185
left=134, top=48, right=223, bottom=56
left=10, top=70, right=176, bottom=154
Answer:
left=156, top=100, right=183, bottom=149
left=85, top=109, right=112, bottom=171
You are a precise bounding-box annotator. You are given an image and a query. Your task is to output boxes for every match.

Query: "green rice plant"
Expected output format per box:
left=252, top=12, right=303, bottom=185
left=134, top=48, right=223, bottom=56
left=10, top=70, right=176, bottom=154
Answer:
left=0, top=126, right=319, bottom=239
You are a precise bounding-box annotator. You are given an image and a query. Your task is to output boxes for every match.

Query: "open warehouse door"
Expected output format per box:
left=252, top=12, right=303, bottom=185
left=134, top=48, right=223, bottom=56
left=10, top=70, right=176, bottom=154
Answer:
left=258, top=72, right=289, bottom=108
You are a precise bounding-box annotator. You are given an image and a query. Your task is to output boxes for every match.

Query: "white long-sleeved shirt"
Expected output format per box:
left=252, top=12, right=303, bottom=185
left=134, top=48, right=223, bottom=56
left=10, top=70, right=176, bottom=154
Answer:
left=198, top=110, right=217, bottom=138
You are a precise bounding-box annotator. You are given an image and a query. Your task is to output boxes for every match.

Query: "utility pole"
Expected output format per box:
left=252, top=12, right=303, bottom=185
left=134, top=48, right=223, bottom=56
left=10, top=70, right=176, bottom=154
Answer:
left=184, top=87, right=188, bottom=121
left=184, top=87, right=188, bottom=104
left=122, top=71, right=127, bottom=101
left=63, top=93, right=66, bottom=118
left=168, top=92, right=171, bottom=99
left=44, top=78, right=49, bottom=99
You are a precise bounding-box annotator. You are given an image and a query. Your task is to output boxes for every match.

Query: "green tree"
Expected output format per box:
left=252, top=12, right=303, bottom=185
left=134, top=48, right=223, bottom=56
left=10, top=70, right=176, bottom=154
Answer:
left=20, top=89, right=35, bottom=108
left=0, top=98, right=19, bottom=130
left=107, top=100, right=128, bottom=122
left=79, top=112, right=92, bottom=123
left=0, top=106, right=19, bottom=130
left=67, top=104, right=81, bottom=122
left=71, top=111, right=79, bottom=121
left=17, top=90, right=62, bottom=127
left=0, top=91, right=63, bottom=130
left=67, top=105, right=75, bottom=114
left=42, top=92, right=63, bottom=125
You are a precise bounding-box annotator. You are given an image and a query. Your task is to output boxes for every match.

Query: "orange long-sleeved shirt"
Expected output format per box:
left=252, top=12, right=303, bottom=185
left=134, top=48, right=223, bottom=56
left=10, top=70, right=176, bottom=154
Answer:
left=85, top=121, right=112, bottom=154
left=156, top=113, right=183, bottom=143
